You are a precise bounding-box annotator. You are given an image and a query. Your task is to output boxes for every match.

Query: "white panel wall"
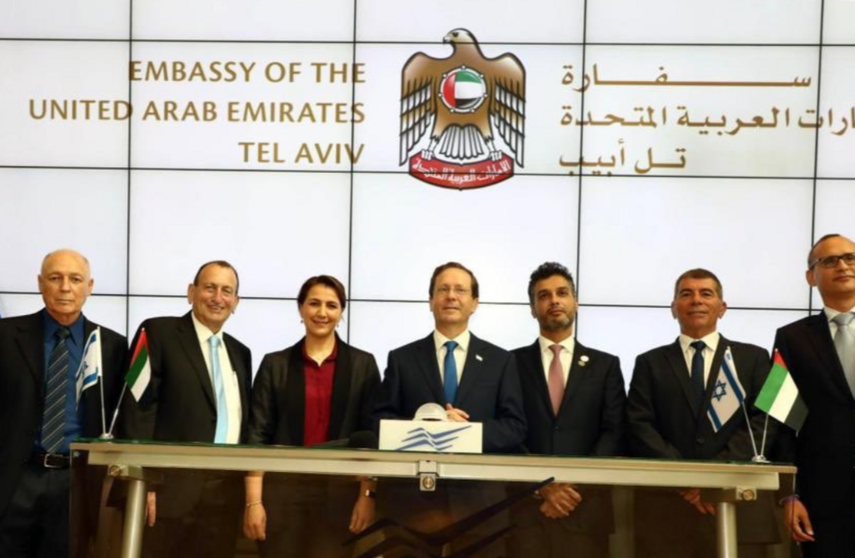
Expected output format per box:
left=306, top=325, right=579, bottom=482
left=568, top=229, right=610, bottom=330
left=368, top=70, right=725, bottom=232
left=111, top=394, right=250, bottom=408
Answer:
left=0, top=0, right=849, bottom=389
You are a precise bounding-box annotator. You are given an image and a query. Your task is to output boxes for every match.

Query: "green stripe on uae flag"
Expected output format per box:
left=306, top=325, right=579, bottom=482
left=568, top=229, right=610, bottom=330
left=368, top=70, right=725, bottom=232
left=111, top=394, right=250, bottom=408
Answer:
left=441, top=69, right=484, bottom=110
left=125, top=328, right=151, bottom=401
left=755, top=350, right=808, bottom=431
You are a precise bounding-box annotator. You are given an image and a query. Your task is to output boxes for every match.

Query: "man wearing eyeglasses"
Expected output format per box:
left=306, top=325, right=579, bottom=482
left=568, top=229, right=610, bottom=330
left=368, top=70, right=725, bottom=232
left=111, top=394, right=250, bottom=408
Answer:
left=373, top=261, right=526, bottom=452
left=775, top=233, right=855, bottom=557
left=371, top=262, right=526, bottom=556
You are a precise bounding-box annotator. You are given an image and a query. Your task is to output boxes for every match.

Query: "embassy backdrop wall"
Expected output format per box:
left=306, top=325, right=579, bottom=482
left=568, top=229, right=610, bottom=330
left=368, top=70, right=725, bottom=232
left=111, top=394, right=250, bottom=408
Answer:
left=1, top=0, right=854, bottom=385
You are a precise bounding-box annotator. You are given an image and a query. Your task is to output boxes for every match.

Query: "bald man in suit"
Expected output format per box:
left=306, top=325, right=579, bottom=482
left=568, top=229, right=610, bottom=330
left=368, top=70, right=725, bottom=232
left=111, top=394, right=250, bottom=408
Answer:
left=0, top=249, right=127, bottom=558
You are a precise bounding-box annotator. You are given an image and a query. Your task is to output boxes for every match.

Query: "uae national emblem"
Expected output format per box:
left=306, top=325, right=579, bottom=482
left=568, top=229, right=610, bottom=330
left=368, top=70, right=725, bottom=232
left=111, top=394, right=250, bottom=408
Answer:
left=399, top=29, right=526, bottom=189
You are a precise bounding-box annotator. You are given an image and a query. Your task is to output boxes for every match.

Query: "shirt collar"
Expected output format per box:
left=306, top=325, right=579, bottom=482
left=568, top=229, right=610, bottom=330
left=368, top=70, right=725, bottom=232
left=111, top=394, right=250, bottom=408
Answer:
left=824, top=306, right=855, bottom=323
left=678, top=330, right=720, bottom=354
left=538, top=334, right=575, bottom=355
left=191, top=311, right=224, bottom=347
left=301, top=337, right=339, bottom=365
left=434, top=329, right=470, bottom=352
left=42, top=309, right=85, bottom=347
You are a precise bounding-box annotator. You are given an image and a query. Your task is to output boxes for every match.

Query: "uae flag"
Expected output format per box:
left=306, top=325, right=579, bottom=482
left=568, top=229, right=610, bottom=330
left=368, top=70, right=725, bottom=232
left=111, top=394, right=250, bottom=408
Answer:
left=755, top=350, right=808, bottom=431
left=441, top=68, right=485, bottom=111
left=126, top=328, right=151, bottom=401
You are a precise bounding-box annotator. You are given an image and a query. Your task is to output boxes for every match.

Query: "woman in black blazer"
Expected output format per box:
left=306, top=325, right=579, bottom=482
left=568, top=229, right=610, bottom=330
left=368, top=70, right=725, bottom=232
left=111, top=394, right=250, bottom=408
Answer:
left=243, top=275, right=381, bottom=557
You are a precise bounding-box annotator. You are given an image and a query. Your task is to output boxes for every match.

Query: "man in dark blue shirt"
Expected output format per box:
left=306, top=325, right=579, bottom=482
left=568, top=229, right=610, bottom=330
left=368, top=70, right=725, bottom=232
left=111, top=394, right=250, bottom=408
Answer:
left=0, top=249, right=127, bottom=557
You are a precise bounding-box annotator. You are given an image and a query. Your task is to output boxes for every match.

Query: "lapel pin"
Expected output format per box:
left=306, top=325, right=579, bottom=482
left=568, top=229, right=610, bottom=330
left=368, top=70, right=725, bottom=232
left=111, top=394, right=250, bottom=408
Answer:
left=578, top=355, right=589, bottom=367
left=476, top=354, right=483, bottom=362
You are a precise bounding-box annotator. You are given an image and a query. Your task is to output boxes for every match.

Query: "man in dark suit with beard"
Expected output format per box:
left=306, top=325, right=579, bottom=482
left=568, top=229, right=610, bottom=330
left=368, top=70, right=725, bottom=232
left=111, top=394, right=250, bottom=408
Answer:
left=120, top=260, right=252, bottom=558
left=627, top=268, right=778, bottom=558
left=776, top=234, right=855, bottom=557
left=0, top=249, right=127, bottom=557
left=509, top=262, right=626, bottom=558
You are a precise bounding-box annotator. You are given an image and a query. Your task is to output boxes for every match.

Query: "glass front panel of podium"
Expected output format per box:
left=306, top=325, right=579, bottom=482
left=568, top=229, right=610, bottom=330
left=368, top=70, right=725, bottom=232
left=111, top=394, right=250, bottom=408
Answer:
left=71, top=440, right=795, bottom=558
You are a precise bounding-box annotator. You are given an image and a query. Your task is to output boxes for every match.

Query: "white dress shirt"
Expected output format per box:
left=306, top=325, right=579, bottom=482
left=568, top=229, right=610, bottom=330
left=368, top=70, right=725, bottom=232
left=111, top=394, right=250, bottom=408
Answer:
left=678, top=331, right=720, bottom=383
left=538, top=335, right=575, bottom=387
left=191, top=313, right=242, bottom=444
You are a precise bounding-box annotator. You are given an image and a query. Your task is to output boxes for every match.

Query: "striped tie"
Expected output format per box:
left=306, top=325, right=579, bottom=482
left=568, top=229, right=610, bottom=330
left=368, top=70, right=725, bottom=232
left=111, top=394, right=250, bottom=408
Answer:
left=42, top=327, right=70, bottom=454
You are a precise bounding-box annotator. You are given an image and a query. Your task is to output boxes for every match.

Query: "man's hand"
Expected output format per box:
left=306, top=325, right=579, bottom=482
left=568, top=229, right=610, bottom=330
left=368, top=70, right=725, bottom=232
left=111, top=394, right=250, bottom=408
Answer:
left=538, top=483, right=582, bottom=518
left=445, top=404, right=470, bottom=422
left=783, top=496, right=815, bottom=543
left=146, top=492, right=156, bottom=527
left=680, top=488, right=716, bottom=515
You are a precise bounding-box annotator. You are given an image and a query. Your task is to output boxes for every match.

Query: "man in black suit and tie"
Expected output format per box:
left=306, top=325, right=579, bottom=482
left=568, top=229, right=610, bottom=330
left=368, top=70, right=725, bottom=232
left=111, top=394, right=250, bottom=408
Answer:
left=120, top=260, right=252, bottom=558
left=372, top=262, right=526, bottom=555
left=0, top=249, right=127, bottom=558
left=627, top=268, right=777, bottom=558
left=776, top=233, right=855, bottom=557
left=509, top=262, right=626, bottom=558
left=373, top=261, right=525, bottom=452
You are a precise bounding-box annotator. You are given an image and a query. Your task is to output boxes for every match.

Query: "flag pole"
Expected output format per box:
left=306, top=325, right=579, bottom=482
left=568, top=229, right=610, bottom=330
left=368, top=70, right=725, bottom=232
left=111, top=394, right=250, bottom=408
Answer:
left=105, top=382, right=127, bottom=439
left=98, top=364, right=109, bottom=438
left=759, top=414, right=770, bottom=459
left=741, top=401, right=768, bottom=463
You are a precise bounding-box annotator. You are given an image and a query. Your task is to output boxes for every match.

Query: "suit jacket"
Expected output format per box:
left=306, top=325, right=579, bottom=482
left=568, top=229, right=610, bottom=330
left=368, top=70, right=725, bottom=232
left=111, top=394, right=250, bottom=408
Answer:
left=372, top=332, right=526, bottom=453
left=514, top=339, right=625, bottom=458
left=0, top=310, right=127, bottom=518
left=246, top=337, right=381, bottom=447
left=119, top=312, right=252, bottom=517
left=627, top=335, right=778, bottom=543
left=512, top=339, right=626, bottom=537
left=774, top=312, right=855, bottom=520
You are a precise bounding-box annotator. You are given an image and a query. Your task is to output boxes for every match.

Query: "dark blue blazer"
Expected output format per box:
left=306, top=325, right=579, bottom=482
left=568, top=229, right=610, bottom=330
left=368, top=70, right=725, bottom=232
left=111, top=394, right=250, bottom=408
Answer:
left=372, top=332, right=526, bottom=453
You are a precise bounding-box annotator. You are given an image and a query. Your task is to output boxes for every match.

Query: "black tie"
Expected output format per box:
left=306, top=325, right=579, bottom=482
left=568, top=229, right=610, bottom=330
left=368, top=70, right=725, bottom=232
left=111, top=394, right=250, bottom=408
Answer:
left=690, top=340, right=706, bottom=407
left=42, top=327, right=70, bottom=453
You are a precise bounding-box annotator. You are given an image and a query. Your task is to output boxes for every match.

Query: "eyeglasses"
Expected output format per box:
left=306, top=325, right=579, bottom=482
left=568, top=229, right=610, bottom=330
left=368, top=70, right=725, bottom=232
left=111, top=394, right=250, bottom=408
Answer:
left=434, top=286, right=471, bottom=297
left=809, top=252, right=855, bottom=269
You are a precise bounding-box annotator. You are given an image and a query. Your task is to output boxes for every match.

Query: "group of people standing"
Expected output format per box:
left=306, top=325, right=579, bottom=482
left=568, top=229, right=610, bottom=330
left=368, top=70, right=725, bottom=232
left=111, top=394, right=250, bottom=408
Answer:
left=1, top=233, right=854, bottom=558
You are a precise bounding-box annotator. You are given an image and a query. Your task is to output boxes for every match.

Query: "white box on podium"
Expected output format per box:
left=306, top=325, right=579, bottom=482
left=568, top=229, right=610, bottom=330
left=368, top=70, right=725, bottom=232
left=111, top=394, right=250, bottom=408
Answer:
left=379, top=419, right=483, bottom=453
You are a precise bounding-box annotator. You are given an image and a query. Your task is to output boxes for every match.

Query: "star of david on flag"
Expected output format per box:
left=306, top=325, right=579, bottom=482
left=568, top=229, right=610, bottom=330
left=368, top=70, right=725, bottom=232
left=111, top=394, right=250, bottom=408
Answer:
left=707, top=346, right=746, bottom=432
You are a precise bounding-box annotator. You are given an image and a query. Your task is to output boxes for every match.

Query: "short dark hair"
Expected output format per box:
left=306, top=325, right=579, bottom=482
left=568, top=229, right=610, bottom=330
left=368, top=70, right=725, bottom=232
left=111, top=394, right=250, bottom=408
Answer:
left=194, top=260, right=240, bottom=295
left=673, top=268, right=723, bottom=300
left=429, top=262, right=479, bottom=298
left=297, top=275, right=347, bottom=310
left=527, top=262, right=576, bottom=305
left=808, top=234, right=843, bottom=267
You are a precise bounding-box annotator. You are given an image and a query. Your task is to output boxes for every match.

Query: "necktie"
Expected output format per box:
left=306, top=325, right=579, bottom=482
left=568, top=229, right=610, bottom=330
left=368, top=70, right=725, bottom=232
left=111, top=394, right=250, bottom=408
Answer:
left=42, top=327, right=70, bottom=454
left=209, top=335, right=229, bottom=443
left=548, top=344, right=565, bottom=415
left=690, top=340, right=706, bottom=407
left=832, top=313, right=855, bottom=396
left=444, top=341, right=459, bottom=405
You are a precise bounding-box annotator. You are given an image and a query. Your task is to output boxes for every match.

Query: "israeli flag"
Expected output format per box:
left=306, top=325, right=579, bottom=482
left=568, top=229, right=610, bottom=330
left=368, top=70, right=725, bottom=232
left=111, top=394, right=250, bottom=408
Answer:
left=707, top=346, right=746, bottom=432
left=75, top=327, right=102, bottom=407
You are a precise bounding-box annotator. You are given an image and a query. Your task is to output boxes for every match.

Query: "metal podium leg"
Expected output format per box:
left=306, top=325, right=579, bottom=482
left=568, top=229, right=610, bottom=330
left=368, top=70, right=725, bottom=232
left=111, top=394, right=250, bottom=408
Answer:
left=716, top=501, right=738, bottom=558
left=121, top=477, right=147, bottom=558
left=109, top=465, right=161, bottom=558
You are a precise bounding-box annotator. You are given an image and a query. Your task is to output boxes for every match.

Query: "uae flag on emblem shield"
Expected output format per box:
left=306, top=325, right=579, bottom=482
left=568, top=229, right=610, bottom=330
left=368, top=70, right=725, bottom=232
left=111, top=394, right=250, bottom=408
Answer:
left=441, top=69, right=485, bottom=111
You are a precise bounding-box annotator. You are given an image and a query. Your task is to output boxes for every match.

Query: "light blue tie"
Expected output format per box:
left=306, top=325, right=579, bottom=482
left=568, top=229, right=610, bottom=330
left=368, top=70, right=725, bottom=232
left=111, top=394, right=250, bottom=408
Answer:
left=833, top=313, right=855, bottom=396
left=209, top=335, right=229, bottom=443
left=444, top=340, right=459, bottom=405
